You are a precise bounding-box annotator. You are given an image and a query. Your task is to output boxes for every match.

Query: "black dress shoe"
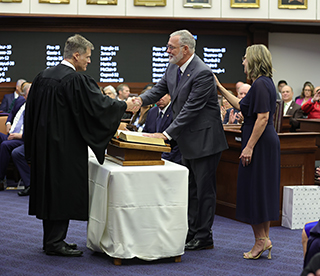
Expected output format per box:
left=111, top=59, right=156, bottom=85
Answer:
left=66, top=243, right=77, bottom=250
left=185, top=238, right=214, bottom=250
left=0, top=179, right=7, bottom=191
left=43, top=243, right=77, bottom=251
left=18, top=186, right=30, bottom=196
left=46, top=245, right=83, bottom=257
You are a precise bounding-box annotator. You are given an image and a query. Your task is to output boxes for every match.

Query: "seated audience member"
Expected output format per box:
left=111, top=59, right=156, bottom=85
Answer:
left=301, top=86, right=320, bottom=119
left=315, top=167, right=320, bottom=181
left=0, top=79, right=26, bottom=113
left=223, top=84, right=250, bottom=124
left=281, top=85, right=304, bottom=131
left=235, top=81, right=244, bottom=93
left=116, top=83, right=130, bottom=101
left=277, top=80, right=287, bottom=100
left=143, top=94, right=181, bottom=164
left=302, top=220, right=319, bottom=257
left=301, top=252, right=320, bottom=276
left=12, top=144, right=30, bottom=196
left=143, top=83, right=154, bottom=90
left=0, top=82, right=31, bottom=191
left=303, top=220, right=320, bottom=269
left=116, top=84, right=132, bottom=119
left=220, top=95, right=233, bottom=122
left=129, top=92, right=153, bottom=132
left=103, top=85, right=117, bottom=99
left=296, top=81, right=314, bottom=106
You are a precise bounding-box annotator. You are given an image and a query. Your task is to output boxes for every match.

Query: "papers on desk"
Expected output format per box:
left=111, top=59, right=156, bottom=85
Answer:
left=114, top=130, right=166, bottom=146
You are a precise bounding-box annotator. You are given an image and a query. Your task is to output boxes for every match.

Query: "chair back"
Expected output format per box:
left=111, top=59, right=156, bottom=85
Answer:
left=273, top=100, right=284, bottom=133
left=0, top=115, right=8, bottom=134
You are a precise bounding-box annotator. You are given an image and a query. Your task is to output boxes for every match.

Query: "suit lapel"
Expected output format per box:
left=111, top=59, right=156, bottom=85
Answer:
left=171, top=56, right=197, bottom=105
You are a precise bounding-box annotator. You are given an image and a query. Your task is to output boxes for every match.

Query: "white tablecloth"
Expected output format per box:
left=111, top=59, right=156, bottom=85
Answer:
left=87, top=158, right=189, bottom=261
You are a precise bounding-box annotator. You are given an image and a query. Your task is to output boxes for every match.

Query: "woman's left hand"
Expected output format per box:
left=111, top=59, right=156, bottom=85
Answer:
left=239, top=146, right=253, bottom=167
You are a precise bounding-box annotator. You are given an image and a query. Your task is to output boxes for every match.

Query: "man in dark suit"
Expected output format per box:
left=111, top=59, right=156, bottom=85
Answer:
left=0, top=79, right=26, bottom=113
left=0, top=83, right=30, bottom=191
left=136, top=29, right=228, bottom=250
left=281, top=85, right=304, bottom=131
left=143, top=94, right=181, bottom=164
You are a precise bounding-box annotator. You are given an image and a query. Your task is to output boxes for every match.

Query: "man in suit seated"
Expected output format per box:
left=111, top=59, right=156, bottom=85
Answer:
left=223, top=83, right=250, bottom=124
left=117, top=84, right=132, bottom=119
left=12, top=144, right=31, bottom=196
left=0, top=79, right=26, bottom=113
left=281, top=85, right=304, bottom=131
left=0, top=82, right=31, bottom=191
left=143, top=94, right=181, bottom=164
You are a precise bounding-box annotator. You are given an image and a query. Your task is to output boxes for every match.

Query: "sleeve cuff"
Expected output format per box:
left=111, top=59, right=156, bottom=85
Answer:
left=163, top=131, right=172, bottom=141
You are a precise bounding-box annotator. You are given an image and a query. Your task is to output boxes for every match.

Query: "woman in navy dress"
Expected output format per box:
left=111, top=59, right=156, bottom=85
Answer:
left=215, top=44, right=280, bottom=260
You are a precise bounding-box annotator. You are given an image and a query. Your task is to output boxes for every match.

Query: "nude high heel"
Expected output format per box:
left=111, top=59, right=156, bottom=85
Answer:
left=243, top=237, right=272, bottom=260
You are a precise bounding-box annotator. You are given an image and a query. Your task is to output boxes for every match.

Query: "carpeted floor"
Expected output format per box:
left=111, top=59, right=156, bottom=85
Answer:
left=0, top=182, right=304, bottom=276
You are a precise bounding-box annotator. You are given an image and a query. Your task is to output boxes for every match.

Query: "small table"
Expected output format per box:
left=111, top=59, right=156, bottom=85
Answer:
left=87, top=158, right=189, bottom=264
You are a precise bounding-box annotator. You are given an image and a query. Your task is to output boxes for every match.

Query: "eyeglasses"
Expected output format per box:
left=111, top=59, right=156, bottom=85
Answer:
left=166, top=44, right=185, bottom=50
left=242, top=56, right=246, bottom=62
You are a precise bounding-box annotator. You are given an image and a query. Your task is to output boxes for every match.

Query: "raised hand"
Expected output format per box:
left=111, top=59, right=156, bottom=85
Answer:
left=313, top=90, right=320, bottom=102
left=228, top=109, right=236, bottom=124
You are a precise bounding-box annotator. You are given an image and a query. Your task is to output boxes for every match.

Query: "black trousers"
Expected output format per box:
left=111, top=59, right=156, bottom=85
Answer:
left=182, top=152, right=222, bottom=241
left=43, top=219, right=69, bottom=251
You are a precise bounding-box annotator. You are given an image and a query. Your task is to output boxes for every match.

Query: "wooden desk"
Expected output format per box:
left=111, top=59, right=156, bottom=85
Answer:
left=282, top=115, right=292, bottom=133
left=298, top=119, right=320, bottom=159
left=298, top=119, right=320, bottom=132
left=216, top=129, right=318, bottom=226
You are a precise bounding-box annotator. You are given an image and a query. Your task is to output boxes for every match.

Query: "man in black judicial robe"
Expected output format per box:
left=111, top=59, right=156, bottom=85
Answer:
left=24, top=34, right=137, bottom=257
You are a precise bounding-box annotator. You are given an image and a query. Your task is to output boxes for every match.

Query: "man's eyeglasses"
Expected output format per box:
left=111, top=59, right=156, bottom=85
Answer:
left=166, top=44, right=185, bottom=50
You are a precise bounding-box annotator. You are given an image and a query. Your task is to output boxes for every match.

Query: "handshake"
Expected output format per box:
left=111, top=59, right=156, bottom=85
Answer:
left=126, top=97, right=143, bottom=113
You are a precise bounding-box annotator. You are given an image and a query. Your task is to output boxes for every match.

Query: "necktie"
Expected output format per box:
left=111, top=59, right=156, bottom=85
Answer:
left=156, top=110, right=163, bottom=132
left=7, top=98, right=16, bottom=113
left=12, top=110, right=25, bottom=134
left=177, top=68, right=182, bottom=86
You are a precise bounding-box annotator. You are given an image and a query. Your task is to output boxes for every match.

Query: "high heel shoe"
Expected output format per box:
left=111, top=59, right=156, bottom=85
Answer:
left=243, top=237, right=272, bottom=260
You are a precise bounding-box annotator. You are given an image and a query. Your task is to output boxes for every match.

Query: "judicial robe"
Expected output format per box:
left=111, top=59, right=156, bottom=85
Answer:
left=24, top=64, right=126, bottom=221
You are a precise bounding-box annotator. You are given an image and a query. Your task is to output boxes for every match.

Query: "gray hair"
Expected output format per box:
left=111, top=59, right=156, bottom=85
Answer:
left=170, top=30, right=196, bottom=54
left=20, top=82, right=31, bottom=96
left=103, top=85, right=117, bottom=96
left=63, top=34, right=94, bottom=59
left=16, top=79, right=26, bottom=90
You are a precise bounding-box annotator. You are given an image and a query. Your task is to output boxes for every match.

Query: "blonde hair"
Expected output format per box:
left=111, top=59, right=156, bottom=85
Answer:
left=245, top=44, right=273, bottom=80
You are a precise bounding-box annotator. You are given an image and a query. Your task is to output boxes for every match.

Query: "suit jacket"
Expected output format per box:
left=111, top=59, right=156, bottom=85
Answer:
left=6, top=96, right=26, bottom=125
left=0, top=93, right=15, bottom=113
left=284, top=100, right=304, bottom=131
left=143, top=104, right=181, bottom=163
left=140, top=54, right=228, bottom=159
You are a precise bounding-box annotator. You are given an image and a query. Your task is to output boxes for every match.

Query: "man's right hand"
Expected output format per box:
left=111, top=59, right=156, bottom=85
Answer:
left=126, top=97, right=142, bottom=112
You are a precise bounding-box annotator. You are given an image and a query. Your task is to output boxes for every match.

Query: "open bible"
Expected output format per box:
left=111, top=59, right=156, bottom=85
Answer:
left=114, top=130, right=166, bottom=146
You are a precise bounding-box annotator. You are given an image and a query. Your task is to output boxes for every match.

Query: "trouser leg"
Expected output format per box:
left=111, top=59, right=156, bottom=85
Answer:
left=183, top=152, right=222, bottom=241
left=43, top=219, right=69, bottom=251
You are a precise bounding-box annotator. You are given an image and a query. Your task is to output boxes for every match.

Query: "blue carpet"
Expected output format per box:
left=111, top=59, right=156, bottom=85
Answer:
left=0, top=183, right=303, bottom=276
